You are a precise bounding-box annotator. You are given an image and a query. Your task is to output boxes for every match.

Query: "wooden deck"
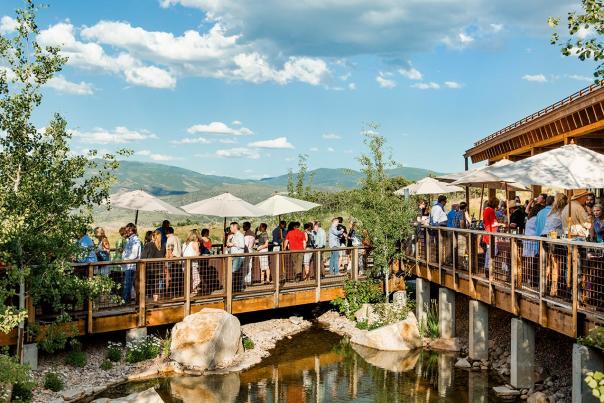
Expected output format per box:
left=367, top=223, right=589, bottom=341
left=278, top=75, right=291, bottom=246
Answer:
left=406, top=226, right=604, bottom=338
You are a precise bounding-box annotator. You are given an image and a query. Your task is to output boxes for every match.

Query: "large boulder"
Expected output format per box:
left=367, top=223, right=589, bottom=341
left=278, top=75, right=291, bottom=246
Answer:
left=350, top=312, right=422, bottom=351
left=170, top=308, right=243, bottom=371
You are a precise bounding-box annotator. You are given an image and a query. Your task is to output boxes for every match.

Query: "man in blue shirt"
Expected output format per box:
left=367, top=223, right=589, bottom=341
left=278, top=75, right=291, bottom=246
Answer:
left=328, top=218, right=344, bottom=275
left=535, top=195, right=553, bottom=236
left=447, top=204, right=459, bottom=228
left=156, top=220, right=170, bottom=248
left=271, top=221, right=287, bottom=251
left=77, top=228, right=98, bottom=263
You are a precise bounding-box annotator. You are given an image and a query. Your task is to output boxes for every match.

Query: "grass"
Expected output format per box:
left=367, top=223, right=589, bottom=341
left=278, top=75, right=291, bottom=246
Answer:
left=419, top=299, right=440, bottom=339
left=43, top=372, right=64, bottom=392
left=64, top=351, right=87, bottom=368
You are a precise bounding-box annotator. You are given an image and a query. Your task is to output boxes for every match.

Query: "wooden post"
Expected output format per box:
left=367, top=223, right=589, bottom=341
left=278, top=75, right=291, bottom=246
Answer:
left=437, top=228, right=443, bottom=285
left=468, top=232, right=476, bottom=299
left=184, top=259, right=191, bottom=317
left=25, top=292, right=35, bottom=343
left=315, top=250, right=322, bottom=303
left=510, top=238, right=519, bottom=315
left=274, top=253, right=280, bottom=308
left=351, top=247, right=359, bottom=280
left=488, top=235, right=495, bottom=304
left=571, top=245, right=579, bottom=337
left=226, top=256, right=233, bottom=313
left=452, top=230, right=458, bottom=291
left=415, top=228, right=420, bottom=277
left=538, top=240, right=547, bottom=327
left=137, top=262, right=146, bottom=328
left=87, top=264, right=93, bottom=334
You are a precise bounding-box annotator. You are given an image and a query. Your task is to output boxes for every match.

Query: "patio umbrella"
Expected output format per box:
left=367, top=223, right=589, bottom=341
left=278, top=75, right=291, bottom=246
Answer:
left=109, top=189, right=189, bottom=225
left=255, top=194, right=321, bottom=217
left=486, top=144, right=604, bottom=189
left=450, top=159, right=529, bottom=191
left=394, top=177, right=463, bottom=196
left=181, top=192, right=267, bottom=244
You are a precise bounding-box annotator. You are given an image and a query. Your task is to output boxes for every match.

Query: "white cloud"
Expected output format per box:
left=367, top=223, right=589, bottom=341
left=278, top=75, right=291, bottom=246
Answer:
left=187, top=121, right=253, bottom=136
left=576, top=26, right=593, bottom=40
left=232, top=52, right=329, bottom=85
left=567, top=74, right=592, bottom=82
left=322, top=133, right=342, bottom=140
left=490, top=23, right=504, bottom=33
left=412, top=82, right=440, bottom=90
left=136, top=149, right=178, bottom=161
left=376, top=72, right=396, bottom=88
left=309, top=147, right=319, bottom=152
left=327, top=147, right=335, bottom=152
left=46, top=75, right=95, bottom=95
left=232, top=120, right=242, bottom=125
left=522, top=74, right=547, bottom=83
left=248, top=137, right=294, bottom=149
left=348, top=82, right=356, bottom=90
left=171, top=136, right=212, bottom=144
left=0, top=16, right=17, bottom=34
left=72, top=126, right=157, bottom=144
left=459, top=32, right=474, bottom=44
left=399, top=67, right=422, bottom=80
left=124, top=65, right=176, bottom=89
left=219, top=138, right=237, bottom=144
left=444, top=81, right=463, bottom=89
left=215, top=147, right=260, bottom=159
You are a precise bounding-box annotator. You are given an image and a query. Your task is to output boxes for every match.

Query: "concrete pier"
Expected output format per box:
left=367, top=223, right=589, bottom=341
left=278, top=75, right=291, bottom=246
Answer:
left=510, top=318, right=535, bottom=388
left=469, top=300, right=488, bottom=361
left=439, top=288, right=455, bottom=339
left=416, top=278, right=430, bottom=324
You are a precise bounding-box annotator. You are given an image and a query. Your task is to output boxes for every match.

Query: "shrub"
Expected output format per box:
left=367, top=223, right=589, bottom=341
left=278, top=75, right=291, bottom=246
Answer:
left=64, top=351, right=87, bottom=368
left=331, top=279, right=385, bottom=319
left=106, top=341, right=122, bottom=362
left=161, top=332, right=171, bottom=358
left=100, top=360, right=113, bottom=371
left=356, top=320, right=369, bottom=330
left=419, top=300, right=440, bottom=339
left=11, top=380, right=34, bottom=402
left=242, top=336, right=254, bottom=350
left=579, top=326, right=604, bottom=350
left=126, top=336, right=162, bottom=364
left=38, top=313, right=79, bottom=354
left=43, top=372, right=64, bottom=392
left=0, top=354, right=31, bottom=401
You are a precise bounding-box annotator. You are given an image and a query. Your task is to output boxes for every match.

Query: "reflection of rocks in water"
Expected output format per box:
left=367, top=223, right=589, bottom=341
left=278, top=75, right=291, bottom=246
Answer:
left=351, top=344, right=420, bottom=372
left=170, top=374, right=240, bottom=403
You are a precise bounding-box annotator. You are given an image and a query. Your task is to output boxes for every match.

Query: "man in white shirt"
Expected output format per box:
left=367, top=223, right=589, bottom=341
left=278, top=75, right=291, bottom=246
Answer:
left=242, top=221, right=256, bottom=285
left=164, top=226, right=182, bottom=298
left=430, top=195, right=448, bottom=226
left=226, top=222, right=245, bottom=291
left=121, top=223, right=141, bottom=302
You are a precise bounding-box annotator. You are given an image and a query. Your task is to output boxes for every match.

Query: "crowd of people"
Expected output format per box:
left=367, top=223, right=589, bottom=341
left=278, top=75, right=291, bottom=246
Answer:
left=76, top=217, right=368, bottom=302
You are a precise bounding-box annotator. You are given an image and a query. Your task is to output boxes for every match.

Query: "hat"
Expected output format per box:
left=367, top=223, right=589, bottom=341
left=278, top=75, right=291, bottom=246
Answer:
left=571, top=189, right=590, bottom=200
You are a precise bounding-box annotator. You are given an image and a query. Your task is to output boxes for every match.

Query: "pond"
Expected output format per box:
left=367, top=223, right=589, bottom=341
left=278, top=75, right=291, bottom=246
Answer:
left=99, top=326, right=508, bottom=402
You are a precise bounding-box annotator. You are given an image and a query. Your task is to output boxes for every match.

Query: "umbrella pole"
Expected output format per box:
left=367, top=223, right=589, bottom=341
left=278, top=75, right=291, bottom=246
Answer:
left=479, top=185, right=485, bottom=221
left=135, top=209, right=139, bottom=226
left=223, top=217, right=228, bottom=248
left=505, top=183, right=510, bottom=233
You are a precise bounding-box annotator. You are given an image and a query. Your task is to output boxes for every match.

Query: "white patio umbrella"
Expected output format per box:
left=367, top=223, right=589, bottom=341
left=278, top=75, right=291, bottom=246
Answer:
left=487, top=144, right=604, bottom=189
left=394, top=177, right=463, bottom=196
left=450, top=159, right=529, bottom=191
left=109, top=189, right=189, bottom=225
left=181, top=192, right=267, bottom=243
left=255, top=194, right=321, bottom=217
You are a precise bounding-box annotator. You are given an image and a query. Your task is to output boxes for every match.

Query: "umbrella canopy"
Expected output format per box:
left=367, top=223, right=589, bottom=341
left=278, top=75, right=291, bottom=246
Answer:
left=181, top=192, right=267, bottom=217
left=255, top=194, right=320, bottom=216
left=450, top=159, right=529, bottom=191
left=487, top=144, right=604, bottom=189
left=394, top=177, right=463, bottom=196
left=109, top=190, right=189, bottom=216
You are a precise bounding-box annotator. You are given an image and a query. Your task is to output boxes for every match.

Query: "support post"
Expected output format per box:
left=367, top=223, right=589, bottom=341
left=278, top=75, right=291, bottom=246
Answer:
left=274, top=253, right=280, bottom=308
left=468, top=233, right=476, bottom=299
left=184, top=258, right=191, bottom=317
left=416, top=278, right=430, bottom=325
left=226, top=256, right=233, bottom=313
left=138, top=262, right=146, bottom=327
left=438, top=288, right=456, bottom=339
left=538, top=240, right=547, bottom=327
left=452, top=230, right=458, bottom=291
left=438, top=229, right=443, bottom=285
left=571, top=245, right=579, bottom=337
left=510, top=239, right=519, bottom=315
left=315, top=250, right=322, bottom=302
left=510, top=318, right=535, bottom=389
left=488, top=235, right=495, bottom=304
left=351, top=247, right=359, bottom=280
left=469, top=300, right=488, bottom=361
left=87, top=264, right=93, bottom=334
left=425, top=228, right=432, bottom=281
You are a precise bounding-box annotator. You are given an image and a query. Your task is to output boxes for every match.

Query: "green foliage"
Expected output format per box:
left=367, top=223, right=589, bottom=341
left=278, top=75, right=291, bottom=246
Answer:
left=349, top=124, right=416, bottom=288
left=126, top=335, right=161, bottom=364
left=0, top=354, right=31, bottom=401
left=354, top=302, right=412, bottom=330
left=43, top=372, right=64, bottom=392
left=11, top=380, right=34, bottom=402
left=100, top=359, right=113, bottom=371
left=242, top=336, right=254, bottom=350
left=36, top=313, right=79, bottom=354
left=586, top=371, right=604, bottom=402
left=419, top=300, right=440, bottom=339
left=355, top=320, right=369, bottom=330
left=0, top=0, right=125, bottom=332
left=579, top=326, right=604, bottom=350
left=64, top=351, right=87, bottom=368
left=331, top=279, right=385, bottom=319
left=161, top=333, right=171, bottom=358
left=106, top=341, right=122, bottom=362
left=549, top=0, right=604, bottom=82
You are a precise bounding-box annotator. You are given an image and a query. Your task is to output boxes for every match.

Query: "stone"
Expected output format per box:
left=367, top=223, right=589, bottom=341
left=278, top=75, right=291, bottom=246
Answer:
left=289, top=316, right=303, bottom=325
left=472, top=361, right=481, bottom=368
left=352, top=344, right=420, bottom=372
left=454, top=358, right=472, bottom=368
left=392, top=291, right=408, bottom=307
left=170, top=308, right=242, bottom=371
left=62, top=388, right=85, bottom=401
left=350, top=312, right=422, bottom=351
left=493, top=386, right=521, bottom=397
left=115, top=387, right=164, bottom=403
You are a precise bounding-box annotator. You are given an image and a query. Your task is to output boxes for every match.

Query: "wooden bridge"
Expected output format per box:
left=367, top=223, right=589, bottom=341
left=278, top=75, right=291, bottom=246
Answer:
left=405, top=226, right=604, bottom=338
left=0, top=247, right=384, bottom=345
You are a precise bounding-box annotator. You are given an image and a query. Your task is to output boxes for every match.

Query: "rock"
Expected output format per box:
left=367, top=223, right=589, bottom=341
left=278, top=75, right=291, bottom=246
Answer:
left=91, top=399, right=110, bottom=403
left=350, top=312, right=421, bottom=351
left=351, top=344, right=420, bottom=372
left=527, top=392, right=548, bottom=403
left=454, top=358, right=472, bottom=368
left=62, top=388, right=85, bottom=401
left=113, top=387, right=164, bottom=403
left=472, top=361, right=481, bottom=368
left=392, top=291, right=407, bottom=307
left=493, top=386, right=521, bottom=397
left=127, top=368, right=159, bottom=381
left=354, top=304, right=380, bottom=326
left=289, top=316, right=303, bottom=325
left=170, top=308, right=242, bottom=371
left=425, top=337, right=461, bottom=352
left=480, top=365, right=488, bottom=370
left=171, top=373, right=240, bottom=403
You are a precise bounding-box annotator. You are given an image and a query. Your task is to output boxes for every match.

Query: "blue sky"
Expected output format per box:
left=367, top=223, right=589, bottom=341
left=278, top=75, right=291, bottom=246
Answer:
left=0, top=0, right=596, bottom=179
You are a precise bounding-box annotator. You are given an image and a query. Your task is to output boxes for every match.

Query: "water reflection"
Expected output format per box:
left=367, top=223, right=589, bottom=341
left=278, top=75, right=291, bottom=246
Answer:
left=100, top=327, right=499, bottom=402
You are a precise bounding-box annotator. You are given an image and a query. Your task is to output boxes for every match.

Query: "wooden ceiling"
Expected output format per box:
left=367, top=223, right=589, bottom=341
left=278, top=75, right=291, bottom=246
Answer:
left=465, top=83, right=604, bottom=164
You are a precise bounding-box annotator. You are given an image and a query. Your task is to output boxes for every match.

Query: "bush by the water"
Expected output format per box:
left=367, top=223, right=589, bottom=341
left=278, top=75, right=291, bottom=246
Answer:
left=0, top=353, right=32, bottom=401
left=64, top=351, right=87, bottom=368
left=126, top=335, right=162, bottom=364
left=354, top=302, right=412, bottom=330
left=11, top=380, right=34, bottom=402
left=242, top=336, right=254, bottom=350
left=43, top=372, right=64, bottom=392
left=419, top=300, right=440, bottom=339
left=100, top=359, right=113, bottom=371
left=106, top=341, right=122, bottom=362
left=579, top=326, right=604, bottom=350
left=332, top=279, right=385, bottom=319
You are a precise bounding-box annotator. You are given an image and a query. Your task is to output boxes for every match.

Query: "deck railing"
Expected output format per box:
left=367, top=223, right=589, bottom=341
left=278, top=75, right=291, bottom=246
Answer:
left=407, top=226, right=604, bottom=326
